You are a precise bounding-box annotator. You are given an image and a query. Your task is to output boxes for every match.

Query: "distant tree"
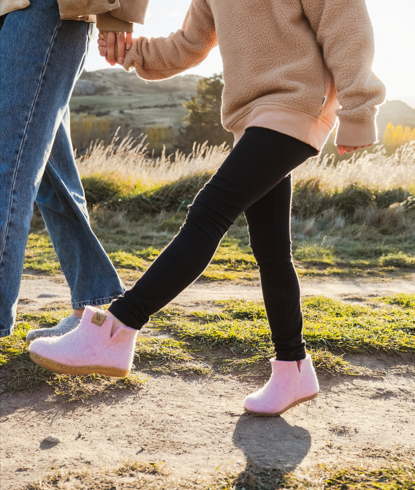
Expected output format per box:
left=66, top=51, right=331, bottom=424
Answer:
left=146, top=126, right=173, bottom=152
left=403, top=126, right=412, bottom=144
left=382, top=122, right=395, bottom=149
left=382, top=122, right=415, bottom=154
left=179, top=74, right=233, bottom=153
left=393, top=125, right=404, bottom=147
left=70, top=113, right=110, bottom=152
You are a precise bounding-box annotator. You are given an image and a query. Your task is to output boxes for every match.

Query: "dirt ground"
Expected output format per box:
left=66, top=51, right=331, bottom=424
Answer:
left=17, top=272, right=415, bottom=312
left=1, top=275, right=415, bottom=489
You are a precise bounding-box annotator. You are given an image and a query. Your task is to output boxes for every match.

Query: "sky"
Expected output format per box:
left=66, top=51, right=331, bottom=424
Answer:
left=85, top=0, right=415, bottom=108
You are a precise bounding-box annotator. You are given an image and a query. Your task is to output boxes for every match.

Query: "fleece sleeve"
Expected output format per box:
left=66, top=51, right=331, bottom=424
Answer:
left=122, top=0, right=217, bottom=81
left=300, top=0, right=386, bottom=146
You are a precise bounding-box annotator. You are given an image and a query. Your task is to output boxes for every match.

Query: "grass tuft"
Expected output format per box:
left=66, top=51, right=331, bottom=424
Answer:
left=2, top=295, right=413, bottom=397
left=49, top=373, right=147, bottom=403
left=115, top=459, right=166, bottom=476
left=381, top=293, right=415, bottom=308
left=25, top=458, right=415, bottom=489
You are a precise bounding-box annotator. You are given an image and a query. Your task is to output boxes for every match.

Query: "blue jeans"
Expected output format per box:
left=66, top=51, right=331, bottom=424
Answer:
left=0, top=0, right=124, bottom=337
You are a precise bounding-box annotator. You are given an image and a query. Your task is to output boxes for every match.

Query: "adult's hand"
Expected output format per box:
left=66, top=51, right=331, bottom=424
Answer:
left=98, top=31, right=132, bottom=66
left=337, top=144, right=371, bottom=155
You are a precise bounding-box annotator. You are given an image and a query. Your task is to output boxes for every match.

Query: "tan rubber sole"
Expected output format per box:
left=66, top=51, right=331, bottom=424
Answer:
left=30, top=352, right=130, bottom=378
left=245, top=392, right=318, bottom=417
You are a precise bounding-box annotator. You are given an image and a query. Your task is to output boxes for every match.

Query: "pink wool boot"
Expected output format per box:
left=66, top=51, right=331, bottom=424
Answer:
left=29, top=307, right=137, bottom=377
left=244, top=354, right=319, bottom=416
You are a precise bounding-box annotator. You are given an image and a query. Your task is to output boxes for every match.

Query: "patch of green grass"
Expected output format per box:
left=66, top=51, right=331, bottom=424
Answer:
left=292, top=179, right=411, bottom=220
left=81, top=176, right=143, bottom=206
left=27, top=175, right=415, bottom=281
left=26, top=223, right=415, bottom=284
left=3, top=295, right=413, bottom=397
left=107, top=251, right=144, bottom=270
left=26, top=459, right=415, bottom=489
left=134, top=336, right=212, bottom=375
left=379, top=252, right=415, bottom=268
left=115, top=459, right=166, bottom=476
left=50, top=373, right=147, bottom=403
left=381, top=293, right=415, bottom=308
left=17, top=310, right=73, bottom=330
left=135, top=337, right=194, bottom=364
left=210, top=240, right=257, bottom=270
left=155, top=297, right=415, bottom=358
left=104, top=172, right=212, bottom=216
left=302, top=296, right=415, bottom=352
left=201, top=267, right=258, bottom=282
left=24, top=234, right=61, bottom=274
left=86, top=175, right=413, bottom=220
left=308, top=465, right=415, bottom=490
left=294, top=243, right=335, bottom=266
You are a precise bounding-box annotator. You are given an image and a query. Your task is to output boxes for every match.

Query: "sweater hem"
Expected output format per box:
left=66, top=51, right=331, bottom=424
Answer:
left=230, top=104, right=334, bottom=151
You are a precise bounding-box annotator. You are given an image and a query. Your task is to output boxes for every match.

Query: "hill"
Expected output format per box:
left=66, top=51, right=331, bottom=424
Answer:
left=70, top=70, right=201, bottom=149
left=377, top=99, right=415, bottom=134
left=70, top=70, right=415, bottom=151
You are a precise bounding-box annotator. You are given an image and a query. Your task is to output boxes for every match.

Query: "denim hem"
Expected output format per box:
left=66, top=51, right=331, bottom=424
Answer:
left=72, top=292, right=125, bottom=310
left=0, top=328, right=13, bottom=338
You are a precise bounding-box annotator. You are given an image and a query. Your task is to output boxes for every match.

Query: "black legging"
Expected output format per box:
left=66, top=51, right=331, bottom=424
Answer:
left=109, top=128, right=318, bottom=360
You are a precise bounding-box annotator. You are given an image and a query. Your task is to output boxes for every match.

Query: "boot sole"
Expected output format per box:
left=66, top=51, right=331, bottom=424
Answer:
left=245, top=392, right=318, bottom=417
left=30, top=352, right=130, bottom=378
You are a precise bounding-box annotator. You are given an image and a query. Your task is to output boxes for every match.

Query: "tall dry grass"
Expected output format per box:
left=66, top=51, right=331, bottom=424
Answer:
left=76, top=133, right=229, bottom=186
left=76, top=134, right=415, bottom=192
left=294, top=142, right=415, bottom=191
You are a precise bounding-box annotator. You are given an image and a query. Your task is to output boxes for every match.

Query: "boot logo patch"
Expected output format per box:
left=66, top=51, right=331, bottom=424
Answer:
left=91, top=312, right=106, bottom=327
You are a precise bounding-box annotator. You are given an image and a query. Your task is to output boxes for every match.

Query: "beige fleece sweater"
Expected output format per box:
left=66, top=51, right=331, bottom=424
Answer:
left=123, top=0, right=386, bottom=150
left=2, top=0, right=149, bottom=32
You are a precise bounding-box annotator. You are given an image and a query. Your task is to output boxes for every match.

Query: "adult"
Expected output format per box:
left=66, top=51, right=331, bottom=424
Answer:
left=0, top=0, right=148, bottom=338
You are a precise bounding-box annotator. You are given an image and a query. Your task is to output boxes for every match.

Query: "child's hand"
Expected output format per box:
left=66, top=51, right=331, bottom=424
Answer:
left=337, top=144, right=371, bottom=155
left=98, top=31, right=132, bottom=66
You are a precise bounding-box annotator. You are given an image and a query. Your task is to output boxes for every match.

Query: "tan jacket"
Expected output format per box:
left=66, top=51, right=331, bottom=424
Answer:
left=123, top=0, right=386, bottom=150
left=1, top=0, right=149, bottom=32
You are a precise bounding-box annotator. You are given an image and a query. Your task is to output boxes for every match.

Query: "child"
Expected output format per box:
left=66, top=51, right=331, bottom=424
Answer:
left=29, top=0, right=385, bottom=416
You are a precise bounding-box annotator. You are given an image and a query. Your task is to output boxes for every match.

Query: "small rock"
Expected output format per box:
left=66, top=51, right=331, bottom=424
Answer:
left=42, top=436, right=60, bottom=444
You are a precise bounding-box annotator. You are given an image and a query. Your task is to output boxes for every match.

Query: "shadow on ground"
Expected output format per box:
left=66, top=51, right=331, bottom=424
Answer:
left=232, top=414, right=311, bottom=487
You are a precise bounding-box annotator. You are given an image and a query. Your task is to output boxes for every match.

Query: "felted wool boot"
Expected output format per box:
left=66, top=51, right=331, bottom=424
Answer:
left=244, top=354, right=319, bottom=416
left=26, top=316, right=81, bottom=345
left=29, top=307, right=137, bottom=377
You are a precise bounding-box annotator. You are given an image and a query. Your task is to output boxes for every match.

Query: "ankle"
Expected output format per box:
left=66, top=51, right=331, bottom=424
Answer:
left=72, top=308, right=84, bottom=318
left=72, top=305, right=103, bottom=318
left=104, top=310, right=126, bottom=335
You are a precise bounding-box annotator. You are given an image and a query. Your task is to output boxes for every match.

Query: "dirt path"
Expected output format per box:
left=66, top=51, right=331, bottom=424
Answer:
left=2, top=274, right=414, bottom=489
left=17, top=273, right=415, bottom=312
left=1, top=362, right=415, bottom=489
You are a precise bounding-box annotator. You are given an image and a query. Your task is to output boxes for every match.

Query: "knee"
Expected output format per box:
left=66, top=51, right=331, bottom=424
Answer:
left=250, top=244, right=293, bottom=269
left=185, top=197, right=234, bottom=237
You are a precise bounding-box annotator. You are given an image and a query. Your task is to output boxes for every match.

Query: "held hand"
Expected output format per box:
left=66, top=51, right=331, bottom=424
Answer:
left=337, top=144, right=371, bottom=155
left=98, top=31, right=133, bottom=65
